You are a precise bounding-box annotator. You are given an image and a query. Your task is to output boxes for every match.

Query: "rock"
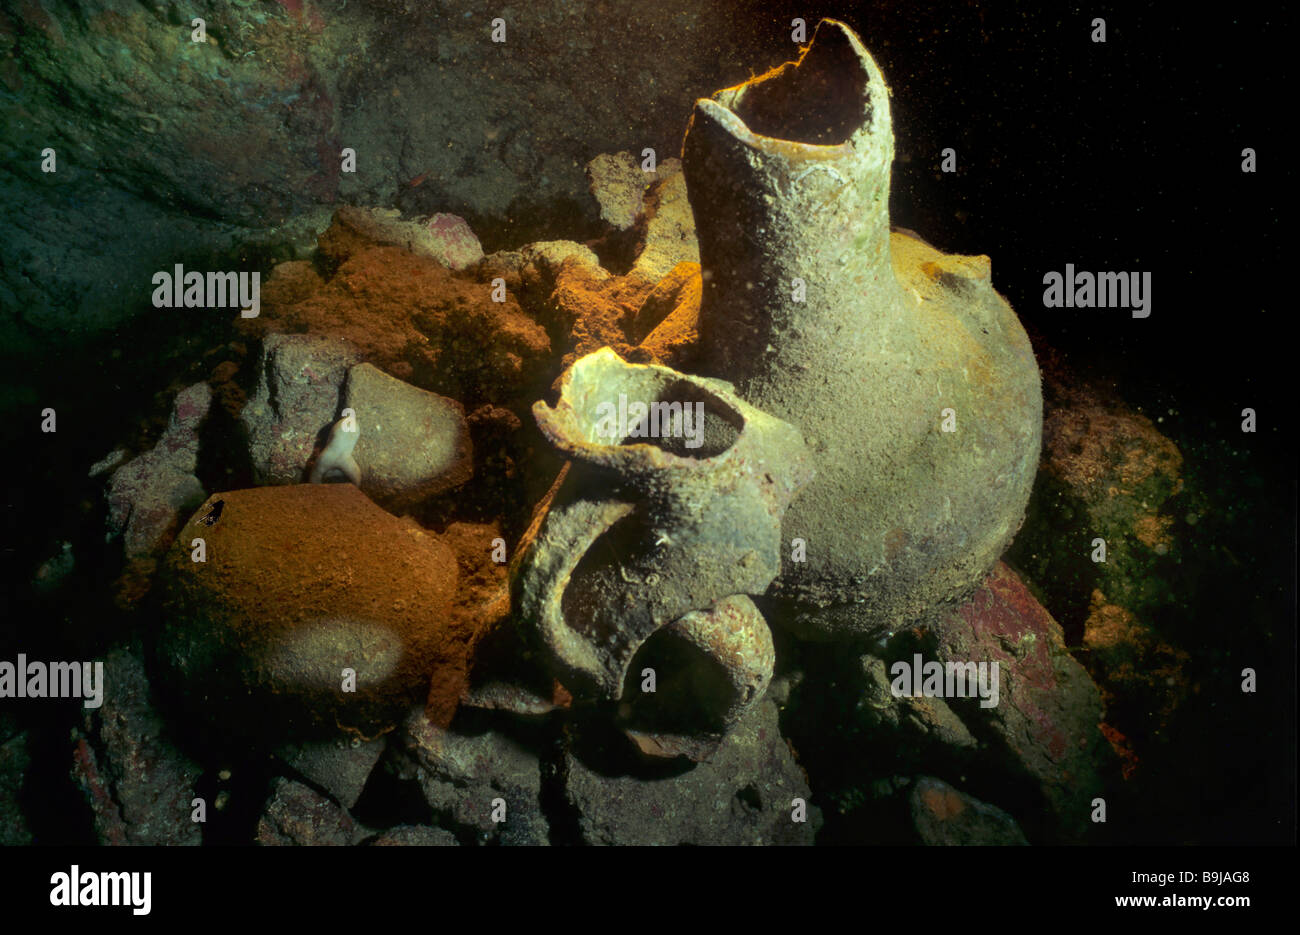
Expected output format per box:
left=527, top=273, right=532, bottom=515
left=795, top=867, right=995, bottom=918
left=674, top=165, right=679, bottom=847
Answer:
left=1011, top=349, right=1187, bottom=627
left=370, top=825, right=459, bottom=846
left=400, top=708, right=548, bottom=846
left=478, top=249, right=529, bottom=296
left=240, top=333, right=358, bottom=485
left=105, top=382, right=211, bottom=561
left=88, top=449, right=127, bottom=478
left=1, top=0, right=362, bottom=347
left=262, top=261, right=326, bottom=307
left=0, top=731, right=33, bottom=846
left=31, top=540, right=75, bottom=594
left=0, top=711, right=17, bottom=746
left=318, top=208, right=427, bottom=267
left=629, top=261, right=700, bottom=343
left=631, top=261, right=703, bottom=369
left=70, top=647, right=202, bottom=846
left=256, top=778, right=362, bottom=846
left=774, top=646, right=989, bottom=843
left=909, top=777, right=1029, bottom=846
left=70, top=732, right=127, bottom=846
left=856, top=655, right=978, bottom=752
left=274, top=736, right=387, bottom=811
left=546, top=256, right=658, bottom=368
left=1083, top=589, right=1190, bottom=747
left=483, top=240, right=604, bottom=293
left=521, top=240, right=607, bottom=292
left=928, top=562, right=1111, bottom=842
left=424, top=213, right=485, bottom=270
left=341, top=363, right=473, bottom=510
left=561, top=699, right=820, bottom=845
left=1044, top=389, right=1183, bottom=548
left=244, top=246, right=550, bottom=407
left=318, top=207, right=483, bottom=270
left=586, top=151, right=651, bottom=230
left=1007, top=339, right=1200, bottom=785
left=631, top=164, right=699, bottom=283
left=480, top=240, right=606, bottom=316
left=158, top=484, right=464, bottom=742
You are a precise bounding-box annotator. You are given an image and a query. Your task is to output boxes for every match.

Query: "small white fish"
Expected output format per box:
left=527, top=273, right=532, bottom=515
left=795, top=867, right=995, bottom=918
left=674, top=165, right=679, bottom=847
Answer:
left=309, top=417, right=362, bottom=485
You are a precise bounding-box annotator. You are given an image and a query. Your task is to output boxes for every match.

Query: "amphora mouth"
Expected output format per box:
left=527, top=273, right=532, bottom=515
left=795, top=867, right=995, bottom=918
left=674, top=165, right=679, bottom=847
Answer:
left=699, top=18, right=884, bottom=153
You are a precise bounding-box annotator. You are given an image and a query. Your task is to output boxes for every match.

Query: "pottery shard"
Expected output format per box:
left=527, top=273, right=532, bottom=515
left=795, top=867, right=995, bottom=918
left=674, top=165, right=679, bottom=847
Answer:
left=561, top=699, right=820, bottom=845
left=343, top=363, right=473, bottom=510
left=400, top=707, right=548, bottom=845
left=241, top=333, right=358, bottom=485
left=105, top=381, right=211, bottom=560
left=909, top=777, right=1029, bottom=846
left=929, top=562, right=1111, bottom=842
left=71, top=647, right=202, bottom=846
left=158, top=484, right=461, bottom=741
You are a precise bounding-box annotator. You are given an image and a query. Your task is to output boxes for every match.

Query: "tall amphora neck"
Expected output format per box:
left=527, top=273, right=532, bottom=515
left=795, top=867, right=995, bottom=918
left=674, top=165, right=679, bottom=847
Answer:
left=682, top=19, right=905, bottom=395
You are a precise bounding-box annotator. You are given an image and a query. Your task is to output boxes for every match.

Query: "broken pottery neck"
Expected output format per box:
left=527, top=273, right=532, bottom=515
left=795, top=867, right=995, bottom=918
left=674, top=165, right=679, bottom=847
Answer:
left=683, top=18, right=907, bottom=397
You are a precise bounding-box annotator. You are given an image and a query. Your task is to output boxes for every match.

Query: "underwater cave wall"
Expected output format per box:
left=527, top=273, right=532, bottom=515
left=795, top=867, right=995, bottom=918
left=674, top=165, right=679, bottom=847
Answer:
left=0, top=0, right=810, bottom=356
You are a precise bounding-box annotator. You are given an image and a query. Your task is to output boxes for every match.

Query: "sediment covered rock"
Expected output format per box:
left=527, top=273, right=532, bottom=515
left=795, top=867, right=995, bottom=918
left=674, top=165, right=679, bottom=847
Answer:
left=400, top=707, right=548, bottom=846
left=909, top=776, right=1029, bottom=846
left=274, top=736, right=387, bottom=812
left=370, top=825, right=459, bottom=846
left=256, top=778, right=364, bottom=846
left=561, top=698, right=819, bottom=846
left=70, top=647, right=202, bottom=846
left=105, top=382, right=211, bottom=561
left=0, top=731, right=33, bottom=846
left=246, top=242, right=551, bottom=407
left=318, top=206, right=483, bottom=270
